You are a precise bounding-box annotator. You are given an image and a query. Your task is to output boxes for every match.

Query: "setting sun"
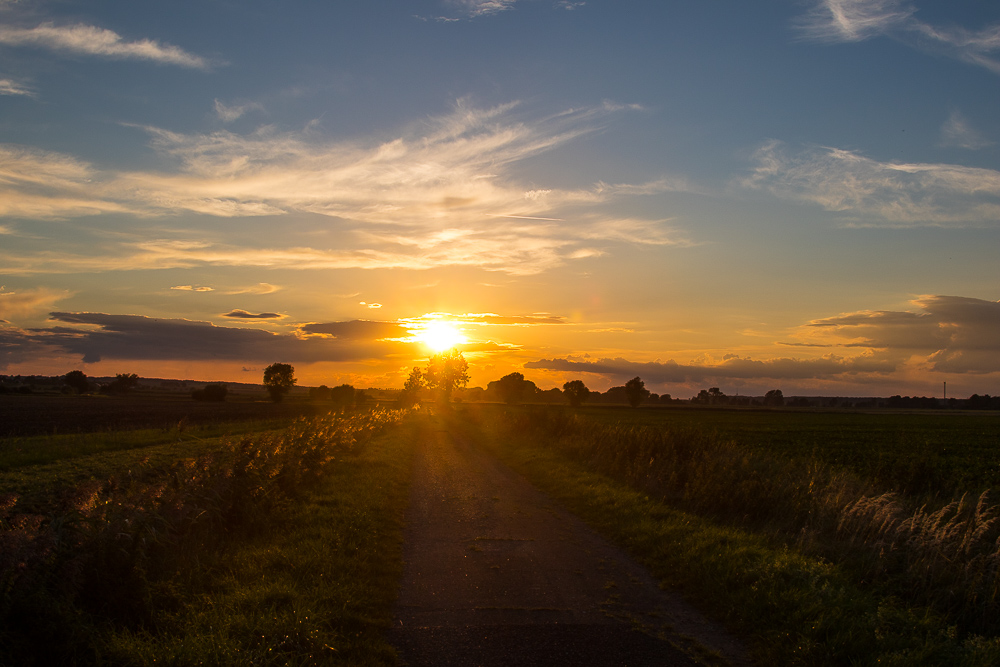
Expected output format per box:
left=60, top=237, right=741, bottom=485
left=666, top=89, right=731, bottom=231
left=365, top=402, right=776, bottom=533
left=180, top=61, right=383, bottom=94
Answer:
left=416, top=321, right=467, bottom=353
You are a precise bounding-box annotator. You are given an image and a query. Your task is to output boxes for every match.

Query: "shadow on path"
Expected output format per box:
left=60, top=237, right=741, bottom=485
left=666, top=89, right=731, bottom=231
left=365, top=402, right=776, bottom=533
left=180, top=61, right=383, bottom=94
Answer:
left=389, top=416, right=749, bottom=666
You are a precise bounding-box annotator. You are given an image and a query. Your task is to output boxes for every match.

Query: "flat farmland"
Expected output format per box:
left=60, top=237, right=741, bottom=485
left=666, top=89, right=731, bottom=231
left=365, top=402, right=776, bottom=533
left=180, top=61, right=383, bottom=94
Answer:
left=0, top=393, right=322, bottom=437
left=575, top=405, right=1000, bottom=495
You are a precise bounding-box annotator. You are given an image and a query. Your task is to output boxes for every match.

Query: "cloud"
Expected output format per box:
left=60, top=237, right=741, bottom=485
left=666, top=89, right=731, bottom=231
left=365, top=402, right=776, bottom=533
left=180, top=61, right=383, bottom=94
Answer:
left=0, top=23, right=211, bottom=68
left=440, top=312, right=567, bottom=325
left=0, top=287, right=69, bottom=318
left=222, top=309, right=284, bottom=320
left=227, top=283, right=281, bottom=295
left=214, top=99, right=263, bottom=123
left=0, top=77, right=34, bottom=96
left=742, top=141, right=1000, bottom=226
left=0, top=144, right=140, bottom=219
left=300, top=320, right=409, bottom=340
left=525, top=353, right=894, bottom=383
left=0, top=102, right=689, bottom=274
left=795, top=1, right=1000, bottom=74
left=17, top=312, right=414, bottom=364
left=804, top=295, right=1000, bottom=373
left=171, top=285, right=214, bottom=292
left=939, top=110, right=992, bottom=150
left=446, top=0, right=518, bottom=18
left=360, top=302, right=382, bottom=309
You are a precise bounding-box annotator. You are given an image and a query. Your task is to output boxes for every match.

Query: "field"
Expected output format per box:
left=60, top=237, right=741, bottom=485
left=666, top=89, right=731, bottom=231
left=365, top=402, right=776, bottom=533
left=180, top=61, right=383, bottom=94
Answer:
left=575, top=405, right=1000, bottom=495
left=3, top=398, right=1000, bottom=665
left=0, top=393, right=323, bottom=436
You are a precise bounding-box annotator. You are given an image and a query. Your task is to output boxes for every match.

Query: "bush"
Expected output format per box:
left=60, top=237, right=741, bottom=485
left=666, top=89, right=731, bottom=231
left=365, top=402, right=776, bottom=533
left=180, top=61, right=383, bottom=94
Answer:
left=191, top=384, right=228, bottom=402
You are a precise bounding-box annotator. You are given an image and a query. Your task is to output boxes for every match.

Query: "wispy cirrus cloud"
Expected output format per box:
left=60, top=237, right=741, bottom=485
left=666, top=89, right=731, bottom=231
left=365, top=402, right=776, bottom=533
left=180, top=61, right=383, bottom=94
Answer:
left=445, top=0, right=518, bottom=18
left=742, top=140, right=1000, bottom=226
left=939, top=110, right=992, bottom=150
left=795, top=0, right=1000, bottom=74
left=0, top=145, right=140, bottom=219
left=0, top=101, right=691, bottom=274
left=214, top=99, right=264, bottom=123
left=0, top=77, right=34, bottom=96
left=0, top=287, right=69, bottom=318
left=226, top=283, right=281, bottom=295
left=0, top=23, right=211, bottom=68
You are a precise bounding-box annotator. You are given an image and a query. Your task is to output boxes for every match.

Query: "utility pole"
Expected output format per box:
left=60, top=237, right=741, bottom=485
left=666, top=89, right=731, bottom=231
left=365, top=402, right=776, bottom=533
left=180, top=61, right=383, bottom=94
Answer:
left=943, top=381, right=947, bottom=400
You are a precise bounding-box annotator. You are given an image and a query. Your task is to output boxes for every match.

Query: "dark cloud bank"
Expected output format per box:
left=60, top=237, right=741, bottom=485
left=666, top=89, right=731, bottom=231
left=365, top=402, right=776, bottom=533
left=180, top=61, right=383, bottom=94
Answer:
left=1, top=313, right=414, bottom=366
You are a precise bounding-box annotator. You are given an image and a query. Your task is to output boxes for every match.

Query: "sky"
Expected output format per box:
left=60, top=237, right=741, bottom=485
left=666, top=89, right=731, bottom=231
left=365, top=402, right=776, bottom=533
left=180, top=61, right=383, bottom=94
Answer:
left=1, top=0, right=999, bottom=398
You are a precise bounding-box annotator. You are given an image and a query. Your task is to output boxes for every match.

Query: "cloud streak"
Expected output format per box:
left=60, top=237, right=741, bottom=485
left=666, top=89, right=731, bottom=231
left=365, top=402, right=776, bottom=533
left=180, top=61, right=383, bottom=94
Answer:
left=10, top=312, right=415, bottom=365
left=0, top=77, right=34, bottom=96
left=525, top=353, right=894, bottom=383
left=0, top=102, right=691, bottom=274
left=0, top=23, right=211, bottom=68
left=795, top=0, right=1000, bottom=74
left=742, top=141, right=1000, bottom=226
left=939, top=110, right=992, bottom=150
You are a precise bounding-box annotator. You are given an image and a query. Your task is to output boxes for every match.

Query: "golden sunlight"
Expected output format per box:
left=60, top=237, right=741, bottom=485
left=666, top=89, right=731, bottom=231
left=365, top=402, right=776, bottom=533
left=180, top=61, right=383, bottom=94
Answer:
left=417, top=320, right=467, bottom=353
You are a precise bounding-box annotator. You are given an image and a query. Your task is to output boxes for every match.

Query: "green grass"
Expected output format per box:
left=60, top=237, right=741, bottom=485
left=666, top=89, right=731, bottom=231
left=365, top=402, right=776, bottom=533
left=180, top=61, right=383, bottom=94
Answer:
left=97, top=417, right=416, bottom=666
left=1, top=410, right=415, bottom=666
left=460, top=407, right=1000, bottom=665
left=0, top=417, right=295, bottom=470
left=0, top=424, right=291, bottom=512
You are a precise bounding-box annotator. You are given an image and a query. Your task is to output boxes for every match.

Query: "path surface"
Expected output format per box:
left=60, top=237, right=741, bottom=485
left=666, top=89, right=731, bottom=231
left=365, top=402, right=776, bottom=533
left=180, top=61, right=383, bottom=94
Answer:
left=389, top=419, right=749, bottom=667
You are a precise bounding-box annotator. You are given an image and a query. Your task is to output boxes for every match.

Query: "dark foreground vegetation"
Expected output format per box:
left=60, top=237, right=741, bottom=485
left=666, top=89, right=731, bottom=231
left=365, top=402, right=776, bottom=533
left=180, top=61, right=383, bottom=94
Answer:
left=3, top=395, right=999, bottom=665
left=1, top=408, right=411, bottom=665
left=458, top=404, right=1000, bottom=665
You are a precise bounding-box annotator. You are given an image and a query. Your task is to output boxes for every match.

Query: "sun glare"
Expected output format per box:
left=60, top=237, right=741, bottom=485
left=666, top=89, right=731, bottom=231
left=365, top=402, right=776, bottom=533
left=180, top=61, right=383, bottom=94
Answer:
left=417, top=321, right=467, bottom=353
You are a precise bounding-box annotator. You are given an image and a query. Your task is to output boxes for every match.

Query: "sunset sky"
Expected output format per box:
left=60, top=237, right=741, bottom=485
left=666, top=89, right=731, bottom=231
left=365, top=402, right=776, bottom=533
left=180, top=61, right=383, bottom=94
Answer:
left=1, top=0, right=999, bottom=397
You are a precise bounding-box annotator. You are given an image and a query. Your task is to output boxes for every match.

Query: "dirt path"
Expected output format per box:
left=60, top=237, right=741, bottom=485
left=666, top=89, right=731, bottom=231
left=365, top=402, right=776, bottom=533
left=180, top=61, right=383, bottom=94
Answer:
left=389, top=418, right=749, bottom=667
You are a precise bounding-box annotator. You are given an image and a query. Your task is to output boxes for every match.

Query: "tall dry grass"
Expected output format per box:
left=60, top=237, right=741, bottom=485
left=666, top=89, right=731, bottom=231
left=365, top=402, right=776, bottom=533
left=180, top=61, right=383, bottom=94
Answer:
left=0, top=408, right=406, bottom=660
left=489, top=407, right=1000, bottom=634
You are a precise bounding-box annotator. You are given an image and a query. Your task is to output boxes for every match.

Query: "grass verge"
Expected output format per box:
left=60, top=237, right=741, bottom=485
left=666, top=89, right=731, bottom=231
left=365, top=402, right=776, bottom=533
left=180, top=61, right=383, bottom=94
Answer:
left=460, top=409, right=1000, bottom=666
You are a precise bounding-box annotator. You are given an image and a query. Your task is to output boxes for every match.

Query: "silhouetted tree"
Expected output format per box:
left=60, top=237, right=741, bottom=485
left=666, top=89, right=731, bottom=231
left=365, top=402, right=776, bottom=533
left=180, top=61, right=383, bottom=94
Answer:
left=310, top=384, right=332, bottom=400
left=263, top=363, right=296, bottom=403
left=330, top=384, right=356, bottom=410
left=562, top=380, right=590, bottom=408
left=105, top=373, right=139, bottom=395
left=192, top=384, right=228, bottom=402
left=763, top=389, right=784, bottom=407
left=492, top=372, right=532, bottom=405
left=624, top=376, right=649, bottom=408
left=64, top=370, right=89, bottom=394
left=424, top=349, right=469, bottom=403
left=399, top=367, right=424, bottom=407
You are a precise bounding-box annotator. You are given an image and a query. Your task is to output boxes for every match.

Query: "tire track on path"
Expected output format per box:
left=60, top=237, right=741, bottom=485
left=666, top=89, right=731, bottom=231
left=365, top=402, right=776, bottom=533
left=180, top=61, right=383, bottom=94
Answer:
left=389, top=415, right=749, bottom=666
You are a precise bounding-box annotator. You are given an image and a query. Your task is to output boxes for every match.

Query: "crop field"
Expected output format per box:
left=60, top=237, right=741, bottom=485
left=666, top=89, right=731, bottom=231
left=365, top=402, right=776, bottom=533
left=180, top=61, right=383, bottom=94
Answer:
left=0, top=393, right=324, bottom=437
left=575, top=404, right=1000, bottom=496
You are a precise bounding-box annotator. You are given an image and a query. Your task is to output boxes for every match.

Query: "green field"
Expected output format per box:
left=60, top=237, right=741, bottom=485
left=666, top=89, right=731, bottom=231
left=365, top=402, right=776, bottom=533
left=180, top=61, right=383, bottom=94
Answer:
left=4, top=401, right=1000, bottom=665
left=576, top=405, right=1000, bottom=496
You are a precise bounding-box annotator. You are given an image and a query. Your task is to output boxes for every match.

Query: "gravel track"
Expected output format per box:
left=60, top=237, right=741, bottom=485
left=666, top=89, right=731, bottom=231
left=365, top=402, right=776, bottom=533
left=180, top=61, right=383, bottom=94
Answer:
left=389, top=417, right=749, bottom=667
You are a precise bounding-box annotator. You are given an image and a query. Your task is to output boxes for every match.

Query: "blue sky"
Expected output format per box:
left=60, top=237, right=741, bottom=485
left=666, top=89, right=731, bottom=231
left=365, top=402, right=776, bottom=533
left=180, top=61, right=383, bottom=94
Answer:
left=1, top=0, right=998, bottom=397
